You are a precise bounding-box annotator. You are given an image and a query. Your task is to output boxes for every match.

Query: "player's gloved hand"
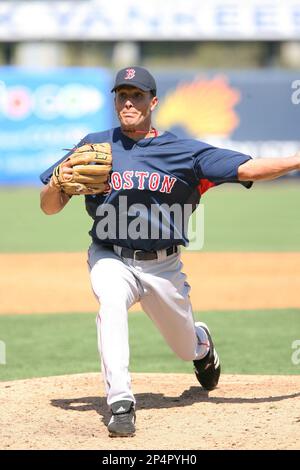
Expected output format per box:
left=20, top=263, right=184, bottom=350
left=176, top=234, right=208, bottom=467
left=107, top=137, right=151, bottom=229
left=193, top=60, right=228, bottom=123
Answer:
left=50, top=143, right=112, bottom=196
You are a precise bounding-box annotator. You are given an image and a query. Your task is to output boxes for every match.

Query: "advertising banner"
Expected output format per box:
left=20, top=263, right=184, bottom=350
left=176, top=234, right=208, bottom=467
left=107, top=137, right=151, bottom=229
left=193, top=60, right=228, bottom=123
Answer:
left=1, top=67, right=300, bottom=184
left=153, top=70, right=300, bottom=159
left=0, top=67, right=112, bottom=184
left=0, top=0, right=300, bottom=41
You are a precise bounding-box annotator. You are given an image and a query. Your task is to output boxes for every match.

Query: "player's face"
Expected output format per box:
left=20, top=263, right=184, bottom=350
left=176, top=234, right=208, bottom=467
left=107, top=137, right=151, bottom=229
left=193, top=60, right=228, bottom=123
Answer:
left=114, top=86, right=158, bottom=130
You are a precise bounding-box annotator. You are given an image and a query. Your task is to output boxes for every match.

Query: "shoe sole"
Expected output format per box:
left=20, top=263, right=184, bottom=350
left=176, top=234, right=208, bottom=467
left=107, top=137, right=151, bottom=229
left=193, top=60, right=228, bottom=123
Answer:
left=109, top=431, right=136, bottom=438
left=195, top=365, right=221, bottom=391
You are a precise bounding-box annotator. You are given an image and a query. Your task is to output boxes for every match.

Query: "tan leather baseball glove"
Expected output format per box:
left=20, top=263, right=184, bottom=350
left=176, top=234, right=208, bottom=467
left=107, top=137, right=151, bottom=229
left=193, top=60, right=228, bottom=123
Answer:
left=50, top=143, right=112, bottom=195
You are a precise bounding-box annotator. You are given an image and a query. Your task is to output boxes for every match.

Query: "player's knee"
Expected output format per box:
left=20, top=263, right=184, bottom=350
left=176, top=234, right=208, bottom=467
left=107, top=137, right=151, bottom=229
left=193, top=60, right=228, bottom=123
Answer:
left=93, top=285, right=126, bottom=303
left=98, top=293, right=131, bottom=312
left=100, top=298, right=126, bottom=310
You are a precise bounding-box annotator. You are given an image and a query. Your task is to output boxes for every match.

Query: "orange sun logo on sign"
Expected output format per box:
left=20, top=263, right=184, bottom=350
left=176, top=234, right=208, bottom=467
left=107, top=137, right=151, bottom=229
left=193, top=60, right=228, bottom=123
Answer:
left=155, top=76, right=241, bottom=138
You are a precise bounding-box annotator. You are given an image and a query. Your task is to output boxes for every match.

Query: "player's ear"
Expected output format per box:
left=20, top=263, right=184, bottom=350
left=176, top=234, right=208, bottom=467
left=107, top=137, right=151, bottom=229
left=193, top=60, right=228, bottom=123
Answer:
left=150, top=96, right=158, bottom=112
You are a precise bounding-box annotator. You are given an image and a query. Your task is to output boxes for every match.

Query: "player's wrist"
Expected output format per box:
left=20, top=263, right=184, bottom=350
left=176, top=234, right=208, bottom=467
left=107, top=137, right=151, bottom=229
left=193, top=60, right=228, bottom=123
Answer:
left=49, top=176, right=62, bottom=193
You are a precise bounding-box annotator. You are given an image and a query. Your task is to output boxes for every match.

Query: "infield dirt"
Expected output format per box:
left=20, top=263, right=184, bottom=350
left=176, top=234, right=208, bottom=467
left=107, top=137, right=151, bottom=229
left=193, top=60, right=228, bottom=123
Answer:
left=1, top=252, right=300, bottom=450
left=1, top=252, right=300, bottom=314
left=1, top=372, right=300, bottom=450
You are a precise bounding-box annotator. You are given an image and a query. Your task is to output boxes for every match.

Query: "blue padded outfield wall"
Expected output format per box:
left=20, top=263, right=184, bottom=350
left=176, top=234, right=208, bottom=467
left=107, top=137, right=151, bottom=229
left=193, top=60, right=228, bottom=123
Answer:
left=0, top=67, right=300, bottom=184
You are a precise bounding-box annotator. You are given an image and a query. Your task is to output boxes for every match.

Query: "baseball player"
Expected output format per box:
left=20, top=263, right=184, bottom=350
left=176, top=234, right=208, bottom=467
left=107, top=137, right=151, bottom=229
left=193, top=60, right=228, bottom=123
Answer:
left=40, top=66, right=300, bottom=438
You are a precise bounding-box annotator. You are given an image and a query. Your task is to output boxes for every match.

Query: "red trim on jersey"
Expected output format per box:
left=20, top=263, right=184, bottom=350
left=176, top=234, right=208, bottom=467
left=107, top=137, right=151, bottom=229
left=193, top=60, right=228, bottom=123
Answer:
left=123, top=127, right=158, bottom=136
left=198, top=179, right=216, bottom=195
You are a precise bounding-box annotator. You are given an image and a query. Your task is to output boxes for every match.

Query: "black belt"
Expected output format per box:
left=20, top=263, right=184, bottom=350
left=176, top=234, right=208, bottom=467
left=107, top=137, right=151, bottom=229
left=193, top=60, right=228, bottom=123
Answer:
left=118, top=245, right=178, bottom=261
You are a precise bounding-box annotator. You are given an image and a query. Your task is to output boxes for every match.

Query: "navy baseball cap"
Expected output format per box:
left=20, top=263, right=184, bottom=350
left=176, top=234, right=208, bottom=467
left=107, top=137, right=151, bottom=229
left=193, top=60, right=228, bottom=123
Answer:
left=111, top=66, right=157, bottom=95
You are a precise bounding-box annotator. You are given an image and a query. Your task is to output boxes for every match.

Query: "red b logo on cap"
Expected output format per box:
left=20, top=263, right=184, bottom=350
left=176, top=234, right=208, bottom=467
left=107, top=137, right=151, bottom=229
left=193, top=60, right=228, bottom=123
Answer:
left=124, top=68, right=136, bottom=80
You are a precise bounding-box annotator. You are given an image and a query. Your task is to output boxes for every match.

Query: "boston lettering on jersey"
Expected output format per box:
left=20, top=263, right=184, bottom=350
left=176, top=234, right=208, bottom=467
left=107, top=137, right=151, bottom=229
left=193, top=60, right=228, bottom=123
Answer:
left=40, top=127, right=252, bottom=251
left=110, top=171, right=177, bottom=193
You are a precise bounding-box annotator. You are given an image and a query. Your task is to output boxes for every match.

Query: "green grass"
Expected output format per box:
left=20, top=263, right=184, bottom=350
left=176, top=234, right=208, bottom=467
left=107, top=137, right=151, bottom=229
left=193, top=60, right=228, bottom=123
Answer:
left=0, top=309, right=299, bottom=381
left=0, top=187, right=91, bottom=252
left=1, top=182, right=300, bottom=252
left=201, top=181, right=300, bottom=251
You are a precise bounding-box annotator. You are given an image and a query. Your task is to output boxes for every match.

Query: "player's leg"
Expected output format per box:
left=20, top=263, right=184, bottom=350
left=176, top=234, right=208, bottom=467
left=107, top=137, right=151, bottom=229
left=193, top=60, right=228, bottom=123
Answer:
left=138, top=251, right=207, bottom=360
left=88, top=243, right=141, bottom=408
left=138, top=250, right=220, bottom=389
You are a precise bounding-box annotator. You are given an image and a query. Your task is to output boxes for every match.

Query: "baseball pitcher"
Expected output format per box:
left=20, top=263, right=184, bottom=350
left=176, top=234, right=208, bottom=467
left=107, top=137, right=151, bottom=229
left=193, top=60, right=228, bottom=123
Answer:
left=40, top=66, right=300, bottom=438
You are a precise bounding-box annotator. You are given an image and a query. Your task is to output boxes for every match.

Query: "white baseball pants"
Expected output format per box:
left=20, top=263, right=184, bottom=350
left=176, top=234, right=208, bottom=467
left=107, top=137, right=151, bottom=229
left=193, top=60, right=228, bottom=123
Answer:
left=88, top=242, right=209, bottom=406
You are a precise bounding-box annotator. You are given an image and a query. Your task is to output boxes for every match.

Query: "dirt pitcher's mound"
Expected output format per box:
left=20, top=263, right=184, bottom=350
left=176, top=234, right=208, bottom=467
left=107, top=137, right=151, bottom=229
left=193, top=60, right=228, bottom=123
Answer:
left=1, top=373, right=300, bottom=450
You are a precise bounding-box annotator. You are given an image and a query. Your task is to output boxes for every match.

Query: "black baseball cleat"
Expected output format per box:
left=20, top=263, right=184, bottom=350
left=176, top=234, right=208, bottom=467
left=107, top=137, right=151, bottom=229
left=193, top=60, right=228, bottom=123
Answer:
left=193, top=322, right=221, bottom=391
left=107, top=400, right=136, bottom=437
